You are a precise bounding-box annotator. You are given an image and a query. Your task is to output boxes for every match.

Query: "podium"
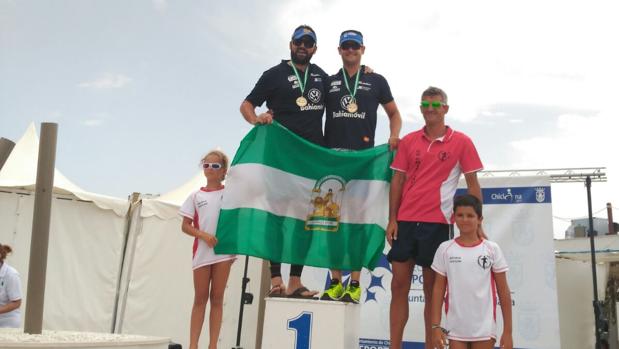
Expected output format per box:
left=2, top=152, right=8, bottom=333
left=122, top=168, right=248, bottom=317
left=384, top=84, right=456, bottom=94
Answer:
left=261, top=297, right=360, bottom=349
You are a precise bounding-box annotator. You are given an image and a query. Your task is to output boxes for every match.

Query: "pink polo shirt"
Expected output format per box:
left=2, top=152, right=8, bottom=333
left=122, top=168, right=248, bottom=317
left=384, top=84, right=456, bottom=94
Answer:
left=391, top=126, right=483, bottom=224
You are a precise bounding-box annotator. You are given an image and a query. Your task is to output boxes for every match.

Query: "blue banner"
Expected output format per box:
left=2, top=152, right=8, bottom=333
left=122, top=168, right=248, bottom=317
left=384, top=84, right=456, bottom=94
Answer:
left=455, top=186, right=551, bottom=204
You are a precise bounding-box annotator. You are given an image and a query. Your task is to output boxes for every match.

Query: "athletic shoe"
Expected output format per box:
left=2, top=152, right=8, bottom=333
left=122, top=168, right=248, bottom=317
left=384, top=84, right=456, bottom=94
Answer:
left=340, top=283, right=361, bottom=304
left=320, top=281, right=344, bottom=301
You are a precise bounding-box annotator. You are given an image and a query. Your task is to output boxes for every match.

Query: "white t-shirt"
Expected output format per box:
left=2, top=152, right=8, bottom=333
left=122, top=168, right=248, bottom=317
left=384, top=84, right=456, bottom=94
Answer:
left=0, top=262, right=22, bottom=328
left=431, top=238, right=508, bottom=341
left=179, top=188, right=236, bottom=270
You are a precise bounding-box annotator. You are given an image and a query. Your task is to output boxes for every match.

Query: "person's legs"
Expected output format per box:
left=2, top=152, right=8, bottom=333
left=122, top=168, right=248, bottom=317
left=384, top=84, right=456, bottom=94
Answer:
left=389, top=260, right=414, bottom=349
left=269, top=261, right=286, bottom=295
left=471, top=339, right=495, bottom=349
left=340, top=270, right=362, bottom=303
left=414, top=223, right=450, bottom=349
left=448, top=340, right=469, bottom=349
left=189, top=265, right=212, bottom=349
left=330, top=269, right=342, bottom=281
left=287, top=264, right=318, bottom=297
left=321, top=269, right=345, bottom=301
left=207, top=260, right=234, bottom=349
left=387, top=221, right=418, bottom=348
left=422, top=267, right=437, bottom=349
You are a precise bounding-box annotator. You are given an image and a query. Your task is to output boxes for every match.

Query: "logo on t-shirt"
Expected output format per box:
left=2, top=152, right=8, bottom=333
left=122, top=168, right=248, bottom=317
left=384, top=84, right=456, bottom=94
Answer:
left=308, top=88, right=322, bottom=104
left=477, top=255, right=493, bottom=269
left=340, top=95, right=354, bottom=110
left=438, top=151, right=450, bottom=161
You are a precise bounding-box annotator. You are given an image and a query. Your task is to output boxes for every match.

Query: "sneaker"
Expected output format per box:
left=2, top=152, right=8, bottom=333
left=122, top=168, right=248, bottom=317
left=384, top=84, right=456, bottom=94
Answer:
left=340, top=284, right=361, bottom=304
left=320, top=281, right=344, bottom=301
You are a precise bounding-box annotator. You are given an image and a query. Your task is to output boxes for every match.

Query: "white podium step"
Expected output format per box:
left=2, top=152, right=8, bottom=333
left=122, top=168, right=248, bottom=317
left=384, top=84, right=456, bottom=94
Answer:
left=262, top=297, right=360, bottom=349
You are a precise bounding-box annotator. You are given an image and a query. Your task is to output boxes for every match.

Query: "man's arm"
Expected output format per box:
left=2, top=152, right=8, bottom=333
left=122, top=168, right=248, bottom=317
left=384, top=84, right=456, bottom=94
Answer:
left=464, top=171, right=487, bottom=238
left=464, top=171, right=482, bottom=202
left=382, top=101, right=402, bottom=150
left=430, top=273, right=448, bottom=349
left=240, top=100, right=273, bottom=125
left=386, top=170, right=406, bottom=245
left=0, top=299, right=21, bottom=314
left=495, top=272, right=513, bottom=349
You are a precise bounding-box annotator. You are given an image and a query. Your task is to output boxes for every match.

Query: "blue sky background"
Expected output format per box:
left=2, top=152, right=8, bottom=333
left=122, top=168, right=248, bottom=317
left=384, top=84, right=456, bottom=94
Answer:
left=2, top=0, right=618, bottom=237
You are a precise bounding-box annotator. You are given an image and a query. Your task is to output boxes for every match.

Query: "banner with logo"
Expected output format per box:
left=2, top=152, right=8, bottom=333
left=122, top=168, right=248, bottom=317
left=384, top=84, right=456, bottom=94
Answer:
left=215, top=122, right=392, bottom=270
left=302, top=176, right=560, bottom=349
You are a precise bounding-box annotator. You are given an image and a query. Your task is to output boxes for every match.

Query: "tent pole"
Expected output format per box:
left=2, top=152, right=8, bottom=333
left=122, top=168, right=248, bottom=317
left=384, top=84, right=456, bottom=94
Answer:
left=0, top=137, right=16, bottom=171
left=111, top=192, right=141, bottom=333
left=24, top=123, right=58, bottom=334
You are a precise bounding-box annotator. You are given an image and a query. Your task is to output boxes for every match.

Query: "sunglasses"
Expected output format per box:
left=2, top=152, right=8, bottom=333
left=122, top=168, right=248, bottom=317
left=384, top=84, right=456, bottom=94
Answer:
left=420, top=101, right=446, bottom=109
left=292, top=38, right=316, bottom=49
left=340, top=41, right=361, bottom=50
left=202, top=162, right=222, bottom=169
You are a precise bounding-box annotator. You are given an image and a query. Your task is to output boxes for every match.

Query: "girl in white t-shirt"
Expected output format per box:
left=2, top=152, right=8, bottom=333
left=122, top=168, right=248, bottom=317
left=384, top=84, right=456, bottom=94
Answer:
left=0, top=243, right=22, bottom=328
left=430, top=194, right=513, bottom=349
left=179, top=150, right=236, bottom=349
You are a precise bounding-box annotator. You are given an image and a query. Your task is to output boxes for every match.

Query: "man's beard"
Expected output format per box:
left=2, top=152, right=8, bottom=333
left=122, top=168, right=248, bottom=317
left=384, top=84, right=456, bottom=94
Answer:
left=290, top=50, right=313, bottom=65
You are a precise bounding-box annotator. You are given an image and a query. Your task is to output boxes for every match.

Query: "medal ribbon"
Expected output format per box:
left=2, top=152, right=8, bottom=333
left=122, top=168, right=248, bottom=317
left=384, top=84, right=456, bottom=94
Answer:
left=291, top=62, right=310, bottom=96
left=341, top=67, right=361, bottom=101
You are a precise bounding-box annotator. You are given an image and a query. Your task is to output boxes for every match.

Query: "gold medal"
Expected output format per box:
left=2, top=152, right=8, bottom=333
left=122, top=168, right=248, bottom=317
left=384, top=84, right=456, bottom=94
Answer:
left=347, top=102, right=358, bottom=113
left=296, top=96, right=308, bottom=107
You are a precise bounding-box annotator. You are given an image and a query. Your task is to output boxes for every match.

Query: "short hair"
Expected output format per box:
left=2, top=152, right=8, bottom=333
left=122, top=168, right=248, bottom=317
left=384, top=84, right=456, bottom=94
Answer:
left=453, top=194, right=482, bottom=217
left=201, top=150, right=230, bottom=172
left=0, top=243, right=13, bottom=262
left=421, top=86, right=448, bottom=104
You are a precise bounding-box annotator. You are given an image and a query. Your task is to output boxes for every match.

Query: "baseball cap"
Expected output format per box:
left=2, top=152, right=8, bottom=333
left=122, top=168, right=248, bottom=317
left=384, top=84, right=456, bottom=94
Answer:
left=292, top=26, right=317, bottom=43
left=339, top=30, right=363, bottom=46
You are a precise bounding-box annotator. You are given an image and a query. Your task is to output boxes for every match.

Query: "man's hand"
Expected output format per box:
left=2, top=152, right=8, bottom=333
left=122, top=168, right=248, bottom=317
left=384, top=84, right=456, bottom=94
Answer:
left=431, top=328, right=448, bottom=349
left=388, top=137, right=399, bottom=151
left=500, top=333, right=513, bottom=349
left=386, top=219, right=398, bottom=246
left=254, top=111, right=273, bottom=125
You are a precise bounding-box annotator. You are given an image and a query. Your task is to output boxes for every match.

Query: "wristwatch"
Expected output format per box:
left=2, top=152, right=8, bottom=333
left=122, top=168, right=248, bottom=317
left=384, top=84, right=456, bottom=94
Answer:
left=431, top=324, right=449, bottom=335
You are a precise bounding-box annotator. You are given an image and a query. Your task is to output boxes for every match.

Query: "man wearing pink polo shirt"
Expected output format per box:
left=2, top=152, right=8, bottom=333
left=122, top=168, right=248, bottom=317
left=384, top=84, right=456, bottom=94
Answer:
left=386, top=86, right=483, bottom=349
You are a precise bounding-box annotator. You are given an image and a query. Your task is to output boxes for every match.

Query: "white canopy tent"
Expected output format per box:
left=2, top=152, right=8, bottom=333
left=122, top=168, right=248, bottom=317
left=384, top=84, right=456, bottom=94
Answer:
left=115, top=173, right=265, bottom=348
left=0, top=123, right=129, bottom=332
left=1, top=124, right=265, bottom=347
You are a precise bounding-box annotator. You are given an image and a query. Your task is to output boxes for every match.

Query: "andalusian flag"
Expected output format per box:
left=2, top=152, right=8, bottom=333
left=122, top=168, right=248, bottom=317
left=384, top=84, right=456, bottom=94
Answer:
left=215, top=122, right=392, bottom=270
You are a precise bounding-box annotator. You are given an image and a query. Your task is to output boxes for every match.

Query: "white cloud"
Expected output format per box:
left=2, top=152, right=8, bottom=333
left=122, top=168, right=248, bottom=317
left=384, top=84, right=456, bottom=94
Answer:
left=78, top=73, right=132, bottom=89
left=508, top=110, right=618, bottom=237
left=81, top=119, right=104, bottom=127
left=152, top=0, right=167, bottom=13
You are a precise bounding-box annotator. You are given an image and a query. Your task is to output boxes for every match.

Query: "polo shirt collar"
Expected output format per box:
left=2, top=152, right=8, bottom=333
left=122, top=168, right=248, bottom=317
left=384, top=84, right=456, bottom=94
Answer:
left=0, top=263, right=7, bottom=278
left=422, top=125, right=454, bottom=142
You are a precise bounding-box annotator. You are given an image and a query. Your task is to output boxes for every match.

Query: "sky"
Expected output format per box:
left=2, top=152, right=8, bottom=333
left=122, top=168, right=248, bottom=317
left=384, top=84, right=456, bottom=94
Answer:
left=1, top=0, right=618, bottom=238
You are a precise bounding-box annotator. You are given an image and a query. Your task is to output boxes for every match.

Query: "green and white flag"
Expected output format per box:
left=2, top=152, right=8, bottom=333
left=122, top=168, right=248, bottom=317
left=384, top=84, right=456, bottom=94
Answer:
left=215, top=122, right=392, bottom=270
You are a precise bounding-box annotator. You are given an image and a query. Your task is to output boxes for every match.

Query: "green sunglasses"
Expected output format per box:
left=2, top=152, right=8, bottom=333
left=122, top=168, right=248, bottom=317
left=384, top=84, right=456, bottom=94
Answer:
left=421, top=100, right=446, bottom=108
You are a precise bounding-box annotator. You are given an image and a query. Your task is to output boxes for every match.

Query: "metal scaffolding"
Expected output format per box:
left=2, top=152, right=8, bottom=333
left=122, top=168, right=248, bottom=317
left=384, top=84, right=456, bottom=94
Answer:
left=478, top=167, right=607, bottom=183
